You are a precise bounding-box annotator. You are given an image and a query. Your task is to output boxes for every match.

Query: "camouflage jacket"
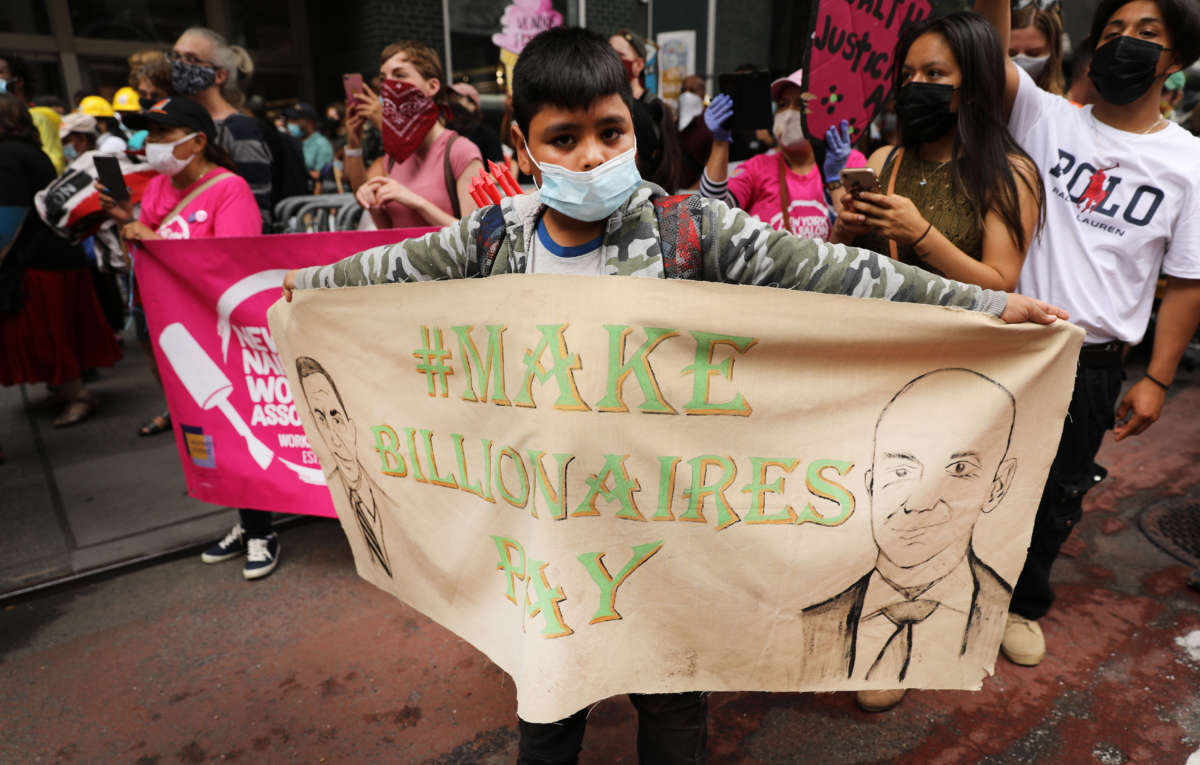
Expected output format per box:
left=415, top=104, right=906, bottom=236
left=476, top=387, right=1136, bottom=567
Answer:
left=295, top=182, right=1007, bottom=316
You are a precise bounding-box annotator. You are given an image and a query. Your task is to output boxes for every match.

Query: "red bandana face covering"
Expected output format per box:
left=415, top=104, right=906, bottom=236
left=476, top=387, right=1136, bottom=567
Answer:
left=380, top=79, right=439, bottom=164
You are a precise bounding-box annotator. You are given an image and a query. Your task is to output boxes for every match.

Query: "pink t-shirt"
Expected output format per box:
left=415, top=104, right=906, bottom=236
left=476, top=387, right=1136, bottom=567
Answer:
left=140, top=167, right=263, bottom=239
left=728, top=149, right=866, bottom=239
left=381, top=129, right=482, bottom=228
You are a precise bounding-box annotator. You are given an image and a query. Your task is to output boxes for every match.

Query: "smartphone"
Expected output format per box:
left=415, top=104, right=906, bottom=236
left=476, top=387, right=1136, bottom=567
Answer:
left=343, top=73, right=364, bottom=105
left=841, top=167, right=881, bottom=197
left=716, top=70, right=773, bottom=132
left=93, top=154, right=130, bottom=202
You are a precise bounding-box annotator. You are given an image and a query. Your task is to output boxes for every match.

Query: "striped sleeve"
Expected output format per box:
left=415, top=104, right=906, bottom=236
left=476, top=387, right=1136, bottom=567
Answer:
left=699, top=168, right=737, bottom=207
left=216, top=115, right=274, bottom=217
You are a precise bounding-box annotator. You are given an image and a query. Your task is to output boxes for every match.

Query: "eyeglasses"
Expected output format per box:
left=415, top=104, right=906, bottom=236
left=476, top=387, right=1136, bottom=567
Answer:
left=166, top=49, right=214, bottom=68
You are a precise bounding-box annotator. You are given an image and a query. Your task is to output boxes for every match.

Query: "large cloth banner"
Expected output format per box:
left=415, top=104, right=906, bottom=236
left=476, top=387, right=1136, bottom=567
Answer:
left=802, top=0, right=932, bottom=140
left=136, top=228, right=435, bottom=515
left=269, top=275, right=1082, bottom=722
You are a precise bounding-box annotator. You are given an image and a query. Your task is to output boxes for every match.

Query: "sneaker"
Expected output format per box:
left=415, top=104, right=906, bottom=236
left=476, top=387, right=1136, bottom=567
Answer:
left=855, top=689, right=908, bottom=712
left=201, top=523, right=246, bottom=564
left=243, top=535, right=280, bottom=580
left=1001, top=613, right=1046, bottom=666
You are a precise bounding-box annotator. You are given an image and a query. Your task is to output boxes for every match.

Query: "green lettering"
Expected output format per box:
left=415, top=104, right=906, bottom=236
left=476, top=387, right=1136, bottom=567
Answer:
left=525, top=559, right=573, bottom=638
left=495, top=446, right=530, bottom=509
left=452, top=324, right=510, bottom=405
left=490, top=535, right=525, bottom=604
left=370, top=424, right=408, bottom=477
left=652, top=456, right=681, bottom=521
left=419, top=428, right=458, bottom=489
left=513, top=323, right=590, bottom=411
left=527, top=450, right=574, bottom=520
left=742, top=458, right=801, bottom=524
left=681, top=455, right=739, bottom=528
left=577, top=540, right=664, bottom=624
left=797, top=459, right=856, bottom=526
left=402, top=427, right=428, bottom=483
left=681, top=331, right=757, bottom=416
left=595, top=325, right=679, bottom=414
left=572, top=454, right=644, bottom=520
left=453, top=434, right=495, bottom=502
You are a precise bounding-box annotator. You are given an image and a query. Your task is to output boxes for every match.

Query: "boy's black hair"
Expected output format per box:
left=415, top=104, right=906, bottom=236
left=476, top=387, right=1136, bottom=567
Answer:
left=511, top=26, right=634, bottom=137
left=1089, top=0, right=1200, bottom=69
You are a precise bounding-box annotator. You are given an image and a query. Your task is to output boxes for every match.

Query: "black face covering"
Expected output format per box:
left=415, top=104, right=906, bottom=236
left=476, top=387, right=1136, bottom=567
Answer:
left=895, top=82, right=957, bottom=145
left=1089, top=35, right=1168, bottom=106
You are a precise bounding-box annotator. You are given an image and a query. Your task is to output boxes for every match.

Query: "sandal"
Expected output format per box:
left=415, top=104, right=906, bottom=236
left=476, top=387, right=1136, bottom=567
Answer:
left=53, top=395, right=97, bottom=428
left=138, top=411, right=172, bottom=437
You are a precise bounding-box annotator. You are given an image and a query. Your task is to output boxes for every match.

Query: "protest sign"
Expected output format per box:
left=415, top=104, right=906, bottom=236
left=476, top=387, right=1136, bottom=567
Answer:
left=656, top=30, right=697, bottom=110
left=802, top=0, right=932, bottom=140
left=270, top=274, right=1082, bottom=722
left=136, top=228, right=435, bottom=515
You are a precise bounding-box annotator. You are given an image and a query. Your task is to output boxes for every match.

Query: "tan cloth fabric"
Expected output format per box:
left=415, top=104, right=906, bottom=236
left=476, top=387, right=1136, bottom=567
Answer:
left=270, top=274, right=1082, bottom=723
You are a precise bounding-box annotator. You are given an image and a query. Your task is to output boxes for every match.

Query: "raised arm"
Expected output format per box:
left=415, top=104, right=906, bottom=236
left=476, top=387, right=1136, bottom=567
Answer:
left=698, top=94, right=738, bottom=206
left=975, top=0, right=1022, bottom=119
left=284, top=209, right=483, bottom=297
left=700, top=197, right=1066, bottom=324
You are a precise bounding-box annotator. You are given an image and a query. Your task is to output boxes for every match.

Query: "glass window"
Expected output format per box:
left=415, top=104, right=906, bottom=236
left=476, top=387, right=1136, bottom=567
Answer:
left=0, top=0, right=52, bottom=35
left=448, top=0, right=578, bottom=94
left=77, top=55, right=136, bottom=103
left=227, top=0, right=293, bottom=53
left=68, top=0, right=206, bottom=42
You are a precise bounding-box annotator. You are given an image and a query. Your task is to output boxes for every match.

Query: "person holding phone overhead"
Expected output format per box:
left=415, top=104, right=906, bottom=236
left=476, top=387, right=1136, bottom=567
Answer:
left=830, top=13, right=1044, bottom=294
left=699, top=68, right=866, bottom=239
left=342, top=40, right=483, bottom=227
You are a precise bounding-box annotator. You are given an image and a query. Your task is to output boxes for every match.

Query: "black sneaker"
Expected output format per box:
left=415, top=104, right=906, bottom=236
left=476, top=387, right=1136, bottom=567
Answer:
left=243, top=534, right=280, bottom=580
left=201, top=523, right=246, bottom=564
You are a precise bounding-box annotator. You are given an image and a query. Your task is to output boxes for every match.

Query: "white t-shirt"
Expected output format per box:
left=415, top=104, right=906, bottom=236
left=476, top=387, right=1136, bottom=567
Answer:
left=527, top=219, right=605, bottom=276
left=1009, top=67, right=1200, bottom=345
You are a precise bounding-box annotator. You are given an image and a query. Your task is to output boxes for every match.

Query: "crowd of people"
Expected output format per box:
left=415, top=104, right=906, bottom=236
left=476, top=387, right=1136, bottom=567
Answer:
left=2, top=0, right=1199, bottom=760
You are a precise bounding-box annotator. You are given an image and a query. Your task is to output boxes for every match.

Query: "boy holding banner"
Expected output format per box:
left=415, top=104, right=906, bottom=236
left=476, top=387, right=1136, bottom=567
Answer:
left=283, top=25, right=1067, bottom=763
left=975, top=0, right=1200, bottom=668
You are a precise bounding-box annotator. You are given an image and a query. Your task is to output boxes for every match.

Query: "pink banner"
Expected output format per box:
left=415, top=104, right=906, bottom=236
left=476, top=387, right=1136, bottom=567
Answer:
left=136, top=228, right=436, bottom=515
left=801, top=0, right=931, bottom=140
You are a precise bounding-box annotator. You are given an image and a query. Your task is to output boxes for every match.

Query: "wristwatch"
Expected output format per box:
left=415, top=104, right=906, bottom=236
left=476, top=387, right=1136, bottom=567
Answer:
left=824, top=180, right=844, bottom=191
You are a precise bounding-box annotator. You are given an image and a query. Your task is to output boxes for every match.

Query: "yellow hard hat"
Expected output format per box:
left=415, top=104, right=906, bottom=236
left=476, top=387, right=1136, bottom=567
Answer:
left=112, top=87, right=141, bottom=112
left=78, top=95, right=115, bottom=117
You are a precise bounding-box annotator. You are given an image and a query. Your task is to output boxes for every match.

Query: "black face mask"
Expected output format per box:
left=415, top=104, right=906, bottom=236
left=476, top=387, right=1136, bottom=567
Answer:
left=1089, top=35, right=1168, bottom=106
left=895, top=82, right=957, bottom=145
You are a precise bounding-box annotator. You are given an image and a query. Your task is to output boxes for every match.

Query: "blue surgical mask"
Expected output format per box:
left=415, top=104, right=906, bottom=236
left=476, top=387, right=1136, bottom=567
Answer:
left=0, top=79, right=7, bottom=94
left=288, top=123, right=302, bottom=138
left=63, top=143, right=77, bottom=160
left=524, top=141, right=642, bottom=222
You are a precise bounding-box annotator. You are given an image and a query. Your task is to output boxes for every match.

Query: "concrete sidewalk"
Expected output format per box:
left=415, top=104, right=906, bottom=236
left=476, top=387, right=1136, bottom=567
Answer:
left=2, top=361, right=1198, bottom=763
left=0, top=331, right=237, bottom=595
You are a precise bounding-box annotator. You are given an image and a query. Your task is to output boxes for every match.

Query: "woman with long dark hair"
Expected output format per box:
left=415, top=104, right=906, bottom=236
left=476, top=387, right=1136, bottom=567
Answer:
left=832, top=12, right=1044, bottom=294
left=0, top=93, right=122, bottom=427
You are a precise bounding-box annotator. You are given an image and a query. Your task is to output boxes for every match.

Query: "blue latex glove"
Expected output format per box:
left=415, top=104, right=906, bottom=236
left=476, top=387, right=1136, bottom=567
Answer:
left=704, top=93, right=734, bottom=143
left=823, top=119, right=852, bottom=182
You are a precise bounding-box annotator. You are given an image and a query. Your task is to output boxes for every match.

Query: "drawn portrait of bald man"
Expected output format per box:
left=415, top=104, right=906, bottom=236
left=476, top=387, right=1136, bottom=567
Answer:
left=804, top=368, right=1018, bottom=684
left=297, top=356, right=393, bottom=579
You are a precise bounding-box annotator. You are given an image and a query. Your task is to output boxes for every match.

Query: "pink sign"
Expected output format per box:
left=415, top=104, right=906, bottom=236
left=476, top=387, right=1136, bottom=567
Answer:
left=492, top=0, right=563, bottom=55
left=801, top=0, right=931, bottom=140
left=136, top=228, right=436, bottom=515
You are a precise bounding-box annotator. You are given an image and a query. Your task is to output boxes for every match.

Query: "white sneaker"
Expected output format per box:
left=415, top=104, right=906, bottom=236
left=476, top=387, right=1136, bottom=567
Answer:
left=1001, top=613, right=1046, bottom=666
left=200, top=523, right=245, bottom=564
left=243, top=535, right=280, bottom=580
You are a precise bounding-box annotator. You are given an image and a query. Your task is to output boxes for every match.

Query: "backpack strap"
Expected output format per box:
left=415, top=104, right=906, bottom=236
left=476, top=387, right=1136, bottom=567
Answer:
left=443, top=134, right=461, bottom=219
left=884, top=146, right=903, bottom=261
left=472, top=204, right=507, bottom=276
left=653, top=193, right=704, bottom=280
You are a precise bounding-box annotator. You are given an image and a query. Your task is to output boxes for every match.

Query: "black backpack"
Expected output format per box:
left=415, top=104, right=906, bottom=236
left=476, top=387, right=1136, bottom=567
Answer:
left=257, top=118, right=310, bottom=206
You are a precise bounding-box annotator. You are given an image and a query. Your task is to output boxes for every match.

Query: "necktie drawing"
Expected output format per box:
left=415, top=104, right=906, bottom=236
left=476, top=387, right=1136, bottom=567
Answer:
left=865, top=599, right=940, bottom=682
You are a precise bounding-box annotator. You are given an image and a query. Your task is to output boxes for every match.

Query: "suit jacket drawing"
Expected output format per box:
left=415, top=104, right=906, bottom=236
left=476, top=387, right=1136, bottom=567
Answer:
left=326, top=463, right=394, bottom=578
left=801, top=548, right=1011, bottom=683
